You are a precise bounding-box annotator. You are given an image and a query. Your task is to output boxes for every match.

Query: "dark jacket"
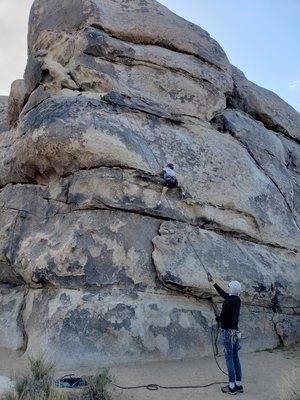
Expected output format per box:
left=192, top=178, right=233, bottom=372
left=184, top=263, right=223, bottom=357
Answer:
left=214, top=283, right=241, bottom=330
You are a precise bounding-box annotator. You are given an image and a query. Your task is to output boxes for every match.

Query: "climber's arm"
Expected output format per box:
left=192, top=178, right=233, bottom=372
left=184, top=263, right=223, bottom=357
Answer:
left=207, top=273, right=228, bottom=299
left=213, top=283, right=229, bottom=299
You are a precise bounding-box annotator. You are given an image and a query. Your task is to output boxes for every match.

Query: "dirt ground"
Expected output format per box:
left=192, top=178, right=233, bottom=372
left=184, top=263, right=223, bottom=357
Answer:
left=0, top=346, right=299, bottom=400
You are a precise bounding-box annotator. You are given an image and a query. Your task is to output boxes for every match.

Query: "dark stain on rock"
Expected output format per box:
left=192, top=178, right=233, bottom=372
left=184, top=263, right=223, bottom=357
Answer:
left=84, top=27, right=136, bottom=62
left=78, top=53, right=118, bottom=79
left=104, top=303, right=136, bottom=330
left=24, top=52, right=43, bottom=94
left=59, top=303, right=137, bottom=353
left=59, top=308, right=100, bottom=352
left=271, top=289, right=281, bottom=313
left=149, top=308, right=208, bottom=354
left=84, top=241, right=135, bottom=288
left=68, top=192, right=86, bottom=206
left=0, top=299, right=16, bottom=313
left=253, top=283, right=268, bottom=293
left=134, top=282, right=148, bottom=292
left=163, top=271, right=184, bottom=286
left=84, top=247, right=118, bottom=286
left=59, top=293, right=71, bottom=306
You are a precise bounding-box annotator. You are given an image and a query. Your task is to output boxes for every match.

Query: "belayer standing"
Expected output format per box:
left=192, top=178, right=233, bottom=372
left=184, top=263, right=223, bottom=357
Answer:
left=155, top=163, right=186, bottom=209
left=208, top=273, right=243, bottom=395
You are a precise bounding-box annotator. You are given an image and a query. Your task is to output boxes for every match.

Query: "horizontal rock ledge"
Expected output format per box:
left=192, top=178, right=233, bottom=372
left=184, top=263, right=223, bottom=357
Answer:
left=152, top=221, right=300, bottom=310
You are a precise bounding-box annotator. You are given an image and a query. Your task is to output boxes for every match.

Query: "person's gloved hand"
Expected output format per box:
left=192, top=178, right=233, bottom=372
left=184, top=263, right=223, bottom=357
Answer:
left=215, top=315, right=221, bottom=322
left=207, top=272, right=214, bottom=283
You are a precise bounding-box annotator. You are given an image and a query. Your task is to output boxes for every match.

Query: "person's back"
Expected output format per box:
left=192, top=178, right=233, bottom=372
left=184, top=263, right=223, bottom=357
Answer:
left=208, top=276, right=244, bottom=395
left=214, top=283, right=241, bottom=330
left=155, top=163, right=185, bottom=209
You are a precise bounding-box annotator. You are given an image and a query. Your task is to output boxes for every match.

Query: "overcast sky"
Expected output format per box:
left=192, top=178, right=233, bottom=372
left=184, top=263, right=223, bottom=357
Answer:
left=0, top=0, right=299, bottom=111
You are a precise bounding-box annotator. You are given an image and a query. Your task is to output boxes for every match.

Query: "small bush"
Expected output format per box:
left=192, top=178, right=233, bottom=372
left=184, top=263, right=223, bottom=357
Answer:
left=2, top=355, right=78, bottom=400
left=3, top=355, right=55, bottom=400
left=48, top=388, right=78, bottom=400
left=82, top=369, right=111, bottom=400
left=2, top=356, right=111, bottom=400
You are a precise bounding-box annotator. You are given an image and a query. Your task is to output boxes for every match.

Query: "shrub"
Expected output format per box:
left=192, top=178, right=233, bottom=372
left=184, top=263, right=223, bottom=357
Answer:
left=3, top=355, right=54, bottom=400
left=2, top=355, right=77, bottom=400
left=81, top=369, right=111, bottom=400
left=2, top=356, right=111, bottom=400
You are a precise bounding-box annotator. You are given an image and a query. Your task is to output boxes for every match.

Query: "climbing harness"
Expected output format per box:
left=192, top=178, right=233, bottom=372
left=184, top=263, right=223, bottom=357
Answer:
left=229, top=329, right=242, bottom=341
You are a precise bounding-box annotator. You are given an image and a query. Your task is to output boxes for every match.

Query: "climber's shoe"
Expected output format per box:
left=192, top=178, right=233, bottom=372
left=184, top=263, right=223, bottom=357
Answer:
left=185, top=198, right=196, bottom=205
left=181, top=191, right=187, bottom=199
left=154, top=201, right=162, bottom=210
left=221, top=385, right=237, bottom=395
left=235, top=384, right=244, bottom=393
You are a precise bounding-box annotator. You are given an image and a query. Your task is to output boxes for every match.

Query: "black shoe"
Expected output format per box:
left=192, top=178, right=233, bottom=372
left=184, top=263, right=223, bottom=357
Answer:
left=221, top=385, right=237, bottom=395
left=154, top=202, right=162, bottom=210
left=235, top=384, right=244, bottom=393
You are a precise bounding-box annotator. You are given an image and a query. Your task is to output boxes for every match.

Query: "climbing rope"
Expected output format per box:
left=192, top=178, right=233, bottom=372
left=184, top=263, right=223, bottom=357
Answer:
left=121, top=105, right=161, bottom=172
left=110, top=379, right=227, bottom=391
left=109, top=323, right=227, bottom=392
left=183, top=234, right=228, bottom=377
left=121, top=105, right=191, bottom=198
left=182, top=228, right=213, bottom=292
left=55, top=323, right=227, bottom=393
left=211, top=321, right=228, bottom=376
left=54, top=101, right=229, bottom=394
left=102, top=98, right=229, bottom=388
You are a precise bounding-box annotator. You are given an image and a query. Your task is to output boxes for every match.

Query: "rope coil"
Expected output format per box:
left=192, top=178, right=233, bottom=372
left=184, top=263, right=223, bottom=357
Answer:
left=111, top=379, right=227, bottom=391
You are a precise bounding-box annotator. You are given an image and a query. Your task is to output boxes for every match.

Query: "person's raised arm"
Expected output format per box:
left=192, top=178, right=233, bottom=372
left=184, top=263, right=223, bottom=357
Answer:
left=207, top=272, right=228, bottom=299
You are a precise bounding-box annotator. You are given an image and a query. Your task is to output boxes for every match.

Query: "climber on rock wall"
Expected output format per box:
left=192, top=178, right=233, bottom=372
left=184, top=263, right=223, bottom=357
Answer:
left=154, top=163, right=186, bottom=209
left=208, top=273, right=244, bottom=395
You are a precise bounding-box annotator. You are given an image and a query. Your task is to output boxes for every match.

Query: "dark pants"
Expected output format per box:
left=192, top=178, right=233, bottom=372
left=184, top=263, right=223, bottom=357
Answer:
left=221, top=329, right=242, bottom=383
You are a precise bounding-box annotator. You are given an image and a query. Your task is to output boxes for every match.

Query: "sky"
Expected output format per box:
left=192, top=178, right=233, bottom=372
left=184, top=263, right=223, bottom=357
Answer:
left=0, top=0, right=299, bottom=111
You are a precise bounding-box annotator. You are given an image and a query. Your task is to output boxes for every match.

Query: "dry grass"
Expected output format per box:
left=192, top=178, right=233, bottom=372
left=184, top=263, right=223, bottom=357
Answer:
left=82, top=369, right=111, bottom=400
left=2, top=356, right=111, bottom=400
left=3, top=355, right=55, bottom=400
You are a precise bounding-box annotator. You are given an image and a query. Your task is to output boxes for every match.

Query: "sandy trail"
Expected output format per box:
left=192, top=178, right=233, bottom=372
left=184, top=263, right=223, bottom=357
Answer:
left=0, top=346, right=299, bottom=400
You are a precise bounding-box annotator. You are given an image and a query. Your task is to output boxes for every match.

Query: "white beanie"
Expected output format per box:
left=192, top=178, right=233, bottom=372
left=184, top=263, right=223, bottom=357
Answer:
left=229, top=281, right=241, bottom=296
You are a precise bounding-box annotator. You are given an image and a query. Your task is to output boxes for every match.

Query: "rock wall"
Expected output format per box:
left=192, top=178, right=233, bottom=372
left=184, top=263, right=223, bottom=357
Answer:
left=0, top=0, right=299, bottom=367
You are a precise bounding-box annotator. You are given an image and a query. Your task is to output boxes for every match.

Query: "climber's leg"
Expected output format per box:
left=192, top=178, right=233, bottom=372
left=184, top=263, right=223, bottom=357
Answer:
left=233, top=335, right=243, bottom=393
left=221, top=330, right=236, bottom=394
left=155, top=186, right=168, bottom=209
left=178, top=185, right=186, bottom=199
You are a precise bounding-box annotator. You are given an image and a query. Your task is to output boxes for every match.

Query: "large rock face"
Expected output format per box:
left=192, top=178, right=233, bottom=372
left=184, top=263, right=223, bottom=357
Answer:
left=0, top=0, right=299, bottom=367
